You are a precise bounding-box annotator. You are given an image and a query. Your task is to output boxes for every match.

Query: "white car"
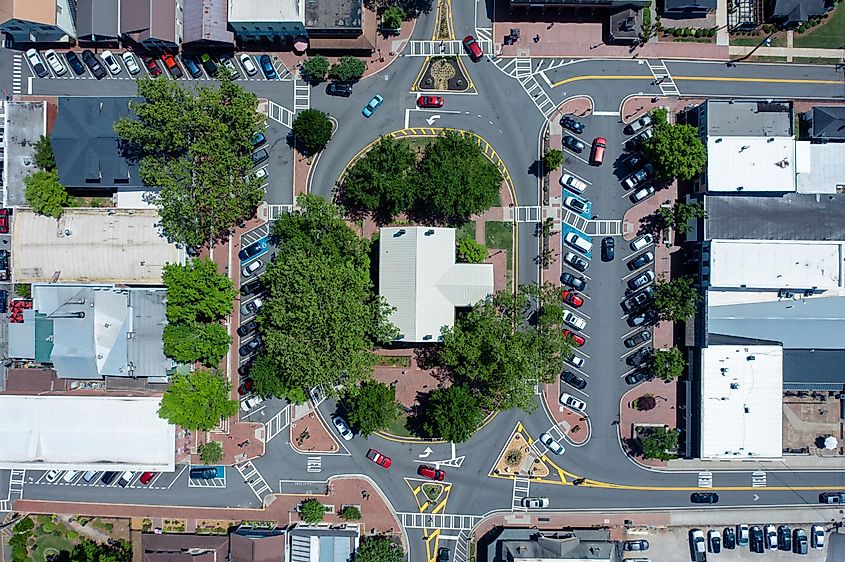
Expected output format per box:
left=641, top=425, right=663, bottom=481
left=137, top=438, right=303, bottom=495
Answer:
left=100, top=50, right=122, bottom=75
left=566, top=355, right=584, bottom=369
left=630, top=185, right=655, bottom=203
left=121, top=51, right=141, bottom=75
left=764, top=525, right=777, bottom=550
left=539, top=432, right=564, bottom=455
left=690, top=529, right=706, bottom=558
left=630, top=234, right=653, bottom=251
left=25, top=48, right=49, bottom=78
left=521, top=497, right=549, bottom=508
left=626, top=114, right=652, bottom=135
left=564, top=232, right=592, bottom=254
left=241, top=395, right=264, bottom=412
left=563, top=310, right=586, bottom=331
left=45, top=469, right=62, bottom=483
left=562, top=196, right=588, bottom=214
left=254, top=168, right=268, bottom=180
left=332, top=416, right=354, bottom=441
left=560, top=173, right=587, bottom=194
left=61, top=470, right=79, bottom=483
left=43, top=50, right=66, bottom=76
left=559, top=392, right=586, bottom=413
left=242, top=259, right=263, bottom=277
left=240, top=54, right=259, bottom=76
left=811, top=524, right=824, bottom=549
left=117, top=471, right=134, bottom=487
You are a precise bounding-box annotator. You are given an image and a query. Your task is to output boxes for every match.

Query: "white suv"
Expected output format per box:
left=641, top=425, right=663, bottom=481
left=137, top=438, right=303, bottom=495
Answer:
left=559, top=392, right=586, bottom=413
left=563, top=310, right=587, bottom=331
left=560, top=173, right=587, bottom=194
left=630, top=234, right=653, bottom=251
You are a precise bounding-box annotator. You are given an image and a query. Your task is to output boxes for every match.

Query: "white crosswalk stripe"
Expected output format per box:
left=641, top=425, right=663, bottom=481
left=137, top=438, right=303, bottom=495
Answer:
left=397, top=512, right=482, bottom=530
left=12, top=54, right=22, bottom=95
left=514, top=58, right=532, bottom=79
left=307, top=456, right=322, bottom=473
left=406, top=40, right=493, bottom=57
left=517, top=71, right=556, bottom=117
left=264, top=405, right=290, bottom=441
left=585, top=220, right=624, bottom=236
left=266, top=100, right=294, bottom=129
left=752, top=471, right=767, bottom=488
left=698, top=471, right=713, bottom=488
left=646, top=60, right=681, bottom=96
left=1, top=469, right=26, bottom=512
left=235, top=460, right=273, bottom=500
left=511, top=477, right=531, bottom=511
left=454, top=531, right=470, bottom=562
left=293, top=79, right=310, bottom=112
left=267, top=204, right=294, bottom=221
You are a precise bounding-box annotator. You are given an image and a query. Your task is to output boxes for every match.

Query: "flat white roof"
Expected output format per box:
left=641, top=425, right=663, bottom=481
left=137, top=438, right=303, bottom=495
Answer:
left=706, top=136, right=796, bottom=193
left=699, top=345, right=783, bottom=460
left=229, top=0, right=304, bottom=23
left=0, top=395, right=175, bottom=470
left=796, top=142, right=845, bottom=194
left=12, top=208, right=185, bottom=285
left=708, top=239, right=843, bottom=290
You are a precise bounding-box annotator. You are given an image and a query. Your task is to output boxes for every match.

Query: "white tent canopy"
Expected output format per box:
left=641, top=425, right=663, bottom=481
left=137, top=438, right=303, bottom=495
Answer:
left=824, top=436, right=838, bottom=450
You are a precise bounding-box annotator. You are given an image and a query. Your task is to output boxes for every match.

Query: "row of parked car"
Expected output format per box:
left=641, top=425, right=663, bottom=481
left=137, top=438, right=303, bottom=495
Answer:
left=44, top=468, right=156, bottom=487
left=690, top=524, right=823, bottom=559
left=25, top=48, right=279, bottom=81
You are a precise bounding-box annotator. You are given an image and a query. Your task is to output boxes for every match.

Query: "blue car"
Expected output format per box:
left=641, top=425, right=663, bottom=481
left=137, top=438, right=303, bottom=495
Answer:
left=259, top=55, right=277, bottom=79
left=362, top=94, right=384, bottom=117
left=239, top=239, right=268, bottom=261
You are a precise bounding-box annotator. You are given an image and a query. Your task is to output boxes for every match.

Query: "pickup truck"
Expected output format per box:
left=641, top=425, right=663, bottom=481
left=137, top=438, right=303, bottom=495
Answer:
left=690, top=529, right=707, bottom=562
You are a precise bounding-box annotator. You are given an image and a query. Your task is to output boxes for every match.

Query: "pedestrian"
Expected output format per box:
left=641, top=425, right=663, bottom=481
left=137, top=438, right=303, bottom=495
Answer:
left=533, top=34, right=541, bottom=43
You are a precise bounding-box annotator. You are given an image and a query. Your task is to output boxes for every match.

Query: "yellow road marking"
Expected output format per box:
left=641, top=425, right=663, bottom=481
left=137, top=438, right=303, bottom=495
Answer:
left=421, top=500, right=430, bottom=511
left=674, top=75, right=841, bottom=84
left=516, top=422, right=523, bottom=433
left=425, top=529, right=441, bottom=562
left=551, top=75, right=649, bottom=87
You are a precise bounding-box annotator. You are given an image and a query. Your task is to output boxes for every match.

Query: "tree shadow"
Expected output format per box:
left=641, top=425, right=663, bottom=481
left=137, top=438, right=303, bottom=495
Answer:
left=637, top=211, right=665, bottom=239
left=527, top=159, right=544, bottom=179
left=364, top=0, right=433, bottom=17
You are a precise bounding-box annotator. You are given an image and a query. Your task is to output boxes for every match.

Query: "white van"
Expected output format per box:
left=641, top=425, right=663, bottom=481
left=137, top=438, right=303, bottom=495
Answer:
left=81, top=470, right=98, bottom=483
left=564, top=232, right=592, bottom=254
left=62, top=470, right=79, bottom=483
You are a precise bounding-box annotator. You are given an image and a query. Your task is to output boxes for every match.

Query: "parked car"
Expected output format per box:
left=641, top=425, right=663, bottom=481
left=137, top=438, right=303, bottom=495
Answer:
left=621, top=287, right=653, bottom=313
left=139, top=471, right=156, bottom=485
left=238, top=336, right=262, bottom=357
left=690, top=529, right=706, bottom=562
left=626, top=152, right=644, bottom=168
left=241, top=278, right=265, bottom=296
left=563, top=309, right=587, bottom=331
left=81, top=50, right=106, bottom=79
left=811, top=524, right=824, bottom=549
left=521, top=497, right=549, bottom=509
left=561, top=370, right=586, bottom=390
left=562, top=135, right=585, bottom=153
left=623, top=164, right=654, bottom=189
left=624, top=370, right=650, bottom=385
left=100, top=50, right=122, bottom=75
left=563, top=195, right=588, bottom=214
left=737, top=524, right=749, bottom=547
left=332, top=416, right=354, bottom=440
left=563, top=330, right=585, bottom=347
left=750, top=526, right=765, bottom=554
left=418, top=465, right=446, bottom=481
left=624, top=329, right=651, bottom=348
left=559, top=392, right=586, bottom=412
left=62, top=470, right=78, bottom=483
left=121, top=51, right=141, bottom=75
left=462, top=35, right=483, bottom=61
left=239, top=239, right=268, bottom=261
left=437, top=547, right=450, bottom=562
left=251, top=149, right=269, bottom=165
left=630, top=234, right=654, bottom=251
left=64, top=51, right=86, bottom=76
left=561, top=290, right=583, bottom=308
left=239, top=53, right=258, bottom=76
left=25, top=49, right=49, bottom=78
left=219, top=54, right=240, bottom=78
left=181, top=55, right=202, bottom=78
left=623, top=540, right=649, bottom=552
left=189, top=467, right=218, bottom=479
left=81, top=471, right=97, bottom=483
left=200, top=53, right=218, bottom=76
left=626, top=347, right=651, bottom=368
left=601, top=237, right=614, bottom=261
left=765, top=525, right=778, bottom=550
left=117, top=471, right=134, bottom=487
left=143, top=57, right=162, bottom=77
left=259, top=54, right=277, bottom=79
left=327, top=82, right=353, bottom=97
left=251, top=132, right=266, bottom=147
left=100, top=471, right=119, bottom=485
left=722, top=527, right=736, bottom=550
left=630, top=185, right=656, bottom=203
left=362, top=94, right=384, bottom=117
left=564, top=232, right=592, bottom=254
left=560, top=173, right=588, bottom=194
left=628, top=270, right=655, bottom=290
left=539, top=432, right=565, bottom=455
left=241, top=395, right=264, bottom=412
left=366, top=448, right=391, bottom=468
left=561, top=272, right=587, bottom=291
left=793, top=528, right=808, bottom=555
left=566, top=355, right=585, bottom=369
left=417, top=95, right=445, bottom=108
left=43, top=50, right=66, bottom=76
left=237, top=377, right=254, bottom=396
left=560, top=116, right=585, bottom=134
left=778, top=525, right=792, bottom=551
left=240, top=298, right=263, bottom=316
left=690, top=492, right=719, bottom=504
left=628, top=309, right=657, bottom=328
left=707, top=530, right=720, bottom=554
left=590, top=137, right=606, bottom=165
left=237, top=320, right=258, bottom=337
left=161, top=53, right=183, bottom=78
left=0, top=208, right=10, bottom=234
left=242, top=258, right=263, bottom=277
left=563, top=252, right=589, bottom=272
left=625, top=114, right=653, bottom=135
left=819, top=491, right=845, bottom=503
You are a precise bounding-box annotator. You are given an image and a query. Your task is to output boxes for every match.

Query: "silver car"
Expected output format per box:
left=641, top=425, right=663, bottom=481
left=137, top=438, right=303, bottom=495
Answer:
left=539, top=432, right=564, bottom=455
left=522, top=497, right=549, bottom=508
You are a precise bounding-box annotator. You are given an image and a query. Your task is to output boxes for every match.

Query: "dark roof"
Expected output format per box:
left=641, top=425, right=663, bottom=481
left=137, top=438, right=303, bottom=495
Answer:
left=75, top=0, right=120, bottom=41
left=783, top=349, right=845, bottom=390
left=810, top=106, right=845, bottom=140
left=772, top=0, right=826, bottom=21
left=663, top=0, right=716, bottom=12
left=703, top=193, right=845, bottom=241
left=305, top=0, right=362, bottom=31
left=120, top=0, right=178, bottom=44
left=183, top=0, right=234, bottom=45
left=609, top=9, right=640, bottom=41
left=52, top=97, right=143, bottom=189
left=141, top=534, right=229, bottom=562
left=230, top=531, right=286, bottom=562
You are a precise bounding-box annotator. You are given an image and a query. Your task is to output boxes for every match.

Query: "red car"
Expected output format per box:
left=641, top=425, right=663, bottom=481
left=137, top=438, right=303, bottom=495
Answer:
left=237, top=378, right=254, bottom=396
left=366, top=448, right=392, bottom=469
left=161, top=53, right=183, bottom=78
left=417, top=465, right=445, bottom=481
left=417, top=96, right=445, bottom=108
left=563, top=329, right=586, bottom=347
left=0, top=209, right=9, bottom=234
left=590, top=137, right=606, bottom=165
left=144, top=57, right=162, bottom=77
left=462, top=35, right=483, bottom=62
left=561, top=290, right=583, bottom=308
left=139, top=471, right=156, bottom=485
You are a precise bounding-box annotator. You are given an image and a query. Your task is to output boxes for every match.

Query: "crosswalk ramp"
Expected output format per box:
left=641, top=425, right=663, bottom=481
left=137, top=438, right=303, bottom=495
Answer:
left=647, top=60, right=680, bottom=96
left=517, top=72, right=556, bottom=117
left=397, top=512, right=482, bottom=530
left=454, top=531, right=470, bottom=562
left=584, top=219, right=624, bottom=236
left=235, top=460, right=273, bottom=501
left=698, top=471, right=713, bottom=488
left=511, top=477, right=531, bottom=511
left=752, top=471, right=767, bottom=488
left=267, top=204, right=294, bottom=221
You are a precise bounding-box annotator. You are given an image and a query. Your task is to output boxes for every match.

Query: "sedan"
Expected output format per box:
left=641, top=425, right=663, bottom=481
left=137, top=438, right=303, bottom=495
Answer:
left=366, top=448, right=391, bottom=468
left=241, top=259, right=263, bottom=277
left=62, top=470, right=79, bottom=483
left=241, top=279, right=264, bottom=296
left=561, top=272, right=586, bottom=291
left=627, top=310, right=657, bottom=328
left=327, top=83, right=353, bottom=96
left=750, top=526, right=765, bottom=554
left=220, top=54, right=240, bottom=78
left=561, top=370, right=586, bottom=390
left=793, top=528, right=808, bottom=554
left=630, top=185, right=655, bottom=203
left=240, top=54, right=259, bottom=76
left=630, top=234, right=654, bottom=251
left=623, top=540, right=649, bottom=552
left=100, top=50, right=122, bottom=75
left=43, top=50, right=66, bottom=76
left=626, top=347, right=650, bottom=368
left=563, top=196, right=588, bottom=214
left=539, top=432, right=565, bottom=455
left=560, top=173, right=588, bottom=194
left=182, top=55, right=203, bottom=78
left=690, top=492, right=719, bottom=504
left=237, top=320, right=258, bottom=337
left=624, top=329, right=651, bottom=349
left=722, top=527, right=736, bottom=550
left=82, top=50, right=106, bottom=79
left=563, top=330, right=585, bottom=347
left=239, top=239, right=267, bottom=261
left=778, top=526, right=791, bottom=551
left=560, top=116, right=585, bottom=134
left=237, top=378, right=254, bottom=395
left=625, top=114, right=652, bottom=135
left=566, top=355, right=585, bottom=369
left=561, top=290, right=583, bottom=308
left=417, top=95, right=444, bottom=108
left=362, top=94, right=384, bottom=117
left=590, top=136, right=606, bottom=165
left=418, top=465, right=446, bottom=480
left=621, top=288, right=653, bottom=313
left=259, top=54, right=277, bottom=79
left=332, top=416, right=354, bottom=441
left=462, top=35, right=483, bottom=61
left=144, top=57, right=162, bottom=77
left=238, top=336, right=262, bottom=357
left=563, top=252, right=588, bottom=272
left=601, top=237, right=614, bottom=262
left=562, top=135, right=585, bottom=153
left=622, top=164, right=654, bottom=189
left=240, top=298, right=263, bottom=316
left=811, top=524, right=824, bottom=549
left=737, top=524, right=749, bottom=547
left=121, top=51, right=141, bottom=75
left=628, top=270, right=655, bottom=290
left=765, top=525, right=778, bottom=550
left=241, top=395, right=264, bottom=412
left=707, top=530, right=720, bottom=554
left=521, top=497, right=549, bottom=509
left=25, top=49, right=49, bottom=78
left=559, top=392, right=586, bottom=412
left=161, top=53, right=183, bottom=78
left=45, top=469, right=62, bottom=483
left=624, top=370, right=649, bottom=385
left=64, top=51, right=86, bottom=76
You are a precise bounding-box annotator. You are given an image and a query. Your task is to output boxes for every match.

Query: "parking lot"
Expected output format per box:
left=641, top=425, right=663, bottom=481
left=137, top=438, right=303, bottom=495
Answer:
left=26, top=466, right=188, bottom=491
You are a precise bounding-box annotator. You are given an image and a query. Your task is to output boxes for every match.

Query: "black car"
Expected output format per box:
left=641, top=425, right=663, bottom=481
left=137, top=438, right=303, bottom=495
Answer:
left=81, top=50, right=106, bottom=79
left=562, top=135, right=585, bottom=153
left=437, top=548, right=450, bottom=562
left=622, top=540, right=649, bottom=551
left=64, top=51, right=86, bottom=76
left=560, top=116, right=585, bottom=134
left=181, top=55, right=203, bottom=78
left=627, top=309, right=657, bottom=328
left=601, top=237, right=614, bottom=262
left=778, top=526, right=791, bottom=551
left=327, top=83, right=353, bottom=97
left=793, top=528, right=808, bottom=554
left=621, top=288, right=653, bottom=313
left=239, top=240, right=267, bottom=261
left=240, top=278, right=265, bottom=296
left=237, top=361, right=253, bottom=378
left=200, top=53, right=218, bottom=76
left=690, top=492, right=719, bottom=504
left=722, top=527, right=736, bottom=550
left=238, top=336, right=262, bottom=357
left=0, top=289, right=7, bottom=314
left=627, top=251, right=655, bottom=270
left=626, top=347, right=650, bottom=367
left=750, top=526, right=765, bottom=554
left=189, top=466, right=218, bottom=479
left=252, top=149, right=269, bottom=165
left=561, top=370, right=587, bottom=390
left=624, top=329, right=651, bottom=349
left=561, top=272, right=587, bottom=291
left=100, top=471, right=119, bottom=485
left=624, top=370, right=649, bottom=385
left=237, top=320, right=258, bottom=337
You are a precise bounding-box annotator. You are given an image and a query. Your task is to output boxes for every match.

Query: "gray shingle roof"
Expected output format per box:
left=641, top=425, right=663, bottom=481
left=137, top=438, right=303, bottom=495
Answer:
left=783, top=349, right=845, bottom=390
left=772, top=0, right=826, bottom=22
left=810, top=106, right=845, bottom=141
left=75, top=0, right=120, bottom=41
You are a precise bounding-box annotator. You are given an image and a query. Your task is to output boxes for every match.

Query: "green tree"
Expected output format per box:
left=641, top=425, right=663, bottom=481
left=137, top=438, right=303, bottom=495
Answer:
left=659, top=201, right=707, bottom=234
left=34, top=135, right=56, bottom=170
left=381, top=6, right=405, bottom=29
left=114, top=75, right=265, bottom=249
left=24, top=170, right=69, bottom=218
left=651, top=347, right=686, bottom=381
left=353, top=537, right=404, bottom=562
left=340, top=505, right=362, bottom=521
left=300, top=498, right=326, bottom=523
left=70, top=538, right=131, bottom=562
left=341, top=136, right=417, bottom=222
left=638, top=426, right=679, bottom=460
left=302, top=55, right=330, bottom=83
left=643, top=113, right=707, bottom=181
left=329, top=56, right=367, bottom=82
left=163, top=321, right=231, bottom=367
left=421, top=385, right=485, bottom=442
left=13, top=517, right=34, bottom=533
left=291, top=109, right=333, bottom=155
left=542, top=148, right=564, bottom=175
left=163, top=259, right=235, bottom=324
left=198, top=441, right=224, bottom=464
left=158, top=370, right=238, bottom=430
left=251, top=195, right=397, bottom=397
left=456, top=238, right=487, bottom=264
left=414, top=131, right=502, bottom=225
left=345, top=381, right=401, bottom=436
left=653, top=276, right=702, bottom=322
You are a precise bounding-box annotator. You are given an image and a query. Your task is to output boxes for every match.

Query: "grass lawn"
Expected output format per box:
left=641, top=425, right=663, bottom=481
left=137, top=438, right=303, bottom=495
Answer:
left=792, top=56, right=844, bottom=64
left=730, top=35, right=787, bottom=47
left=485, top=221, right=512, bottom=250
left=794, top=5, right=845, bottom=49
left=385, top=412, right=414, bottom=437
left=32, top=534, right=74, bottom=562
left=455, top=220, right=476, bottom=242
left=370, top=354, right=411, bottom=367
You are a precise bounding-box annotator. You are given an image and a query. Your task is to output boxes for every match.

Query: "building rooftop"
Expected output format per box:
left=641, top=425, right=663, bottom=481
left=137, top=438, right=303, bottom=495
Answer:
left=120, top=0, right=178, bottom=44
left=289, top=524, right=359, bottom=562
left=783, top=349, right=845, bottom=391
left=12, top=208, right=185, bottom=285
left=810, top=106, right=845, bottom=141
left=183, top=0, right=234, bottom=44
left=230, top=528, right=286, bottom=562
left=705, top=135, right=796, bottom=192
left=305, top=0, right=361, bottom=31
left=2, top=101, right=45, bottom=207
left=75, top=0, right=119, bottom=41
left=141, top=533, right=229, bottom=562
left=0, top=0, right=56, bottom=25
left=663, top=0, right=717, bottom=11
left=699, top=345, right=783, bottom=459
left=229, top=0, right=304, bottom=23
left=0, top=395, right=175, bottom=470
left=795, top=142, right=845, bottom=194
left=704, top=100, right=793, bottom=137
left=772, top=0, right=826, bottom=22
left=379, top=227, right=494, bottom=342
left=489, top=528, right=613, bottom=562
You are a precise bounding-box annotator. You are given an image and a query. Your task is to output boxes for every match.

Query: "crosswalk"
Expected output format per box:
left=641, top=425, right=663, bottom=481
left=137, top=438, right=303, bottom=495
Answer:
left=0, top=469, right=25, bottom=512
left=397, top=512, right=482, bottom=530
left=293, top=79, right=310, bottom=112
left=517, top=71, right=556, bottom=118
left=511, top=477, right=531, bottom=511
left=514, top=58, right=532, bottom=79
left=267, top=100, right=294, bottom=129
left=646, top=60, right=680, bottom=96
left=406, top=39, right=494, bottom=57
left=752, top=471, right=767, bottom=488
left=307, top=456, right=322, bottom=473
left=264, top=405, right=290, bottom=442
left=503, top=206, right=625, bottom=237
left=698, top=471, right=713, bottom=488
left=584, top=219, right=625, bottom=236
left=235, top=460, right=273, bottom=501
left=11, top=54, right=22, bottom=95
left=454, top=531, right=470, bottom=562
left=267, top=204, right=294, bottom=221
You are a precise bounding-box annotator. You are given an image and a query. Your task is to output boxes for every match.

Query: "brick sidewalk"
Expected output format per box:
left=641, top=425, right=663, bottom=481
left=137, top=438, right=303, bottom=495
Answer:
left=472, top=511, right=671, bottom=543
left=290, top=407, right=340, bottom=454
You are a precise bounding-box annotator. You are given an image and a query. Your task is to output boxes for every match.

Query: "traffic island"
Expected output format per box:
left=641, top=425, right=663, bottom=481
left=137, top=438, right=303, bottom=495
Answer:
left=491, top=425, right=550, bottom=478
left=417, top=56, right=471, bottom=92
left=290, top=406, right=340, bottom=454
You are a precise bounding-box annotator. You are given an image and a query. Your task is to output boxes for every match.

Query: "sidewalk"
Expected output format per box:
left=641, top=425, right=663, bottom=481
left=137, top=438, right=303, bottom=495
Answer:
left=728, top=44, right=845, bottom=62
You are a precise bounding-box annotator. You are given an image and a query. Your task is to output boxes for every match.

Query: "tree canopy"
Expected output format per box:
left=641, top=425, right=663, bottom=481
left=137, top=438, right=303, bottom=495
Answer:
left=653, top=276, right=702, bottom=322
left=329, top=57, right=367, bottom=82
left=651, top=347, right=686, bottom=381
left=250, top=195, right=396, bottom=397
left=300, top=498, right=326, bottom=523
left=421, top=384, right=485, bottom=442
left=114, top=75, right=265, bottom=248
left=34, top=135, right=55, bottom=170
left=198, top=441, right=223, bottom=464
left=158, top=370, right=238, bottom=430
left=643, top=110, right=707, bottom=181
left=542, top=149, right=564, bottom=175
left=345, top=381, right=401, bottom=436
left=353, top=537, right=405, bottom=562
left=24, top=170, right=69, bottom=218
left=291, top=109, right=333, bottom=155
left=456, top=238, right=487, bottom=264
left=163, top=259, right=235, bottom=323
left=381, top=6, right=406, bottom=28
left=638, top=426, right=679, bottom=460
left=659, top=200, right=707, bottom=234
left=302, top=55, right=330, bottom=83
left=162, top=321, right=230, bottom=367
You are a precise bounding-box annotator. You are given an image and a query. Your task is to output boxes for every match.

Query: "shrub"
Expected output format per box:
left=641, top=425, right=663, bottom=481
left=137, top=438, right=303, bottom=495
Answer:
left=42, top=522, right=55, bottom=533
left=694, top=28, right=702, bottom=37
left=13, top=517, right=34, bottom=533
left=456, top=238, right=488, bottom=264
left=340, top=505, right=362, bottom=521
left=300, top=498, right=326, bottom=523
left=66, top=531, right=79, bottom=540
left=199, top=441, right=224, bottom=464
left=672, top=28, right=681, bottom=37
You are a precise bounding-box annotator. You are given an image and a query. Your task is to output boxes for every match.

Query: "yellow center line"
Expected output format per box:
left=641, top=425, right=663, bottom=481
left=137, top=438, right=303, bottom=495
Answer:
left=551, top=74, right=841, bottom=88
left=551, top=75, right=650, bottom=87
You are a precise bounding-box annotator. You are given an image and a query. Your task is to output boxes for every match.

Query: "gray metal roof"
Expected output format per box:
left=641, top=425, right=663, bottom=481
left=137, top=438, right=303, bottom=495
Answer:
left=289, top=526, right=357, bottom=562
left=783, top=350, right=845, bottom=390
left=75, top=0, right=119, bottom=41
left=705, top=100, right=793, bottom=137
left=811, top=106, right=845, bottom=141
left=489, top=529, right=613, bottom=562
left=704, top=193, right=845, bottom=241
left=182, top=0, right=234, bottom=45
left=52, top=97, right=143, bottom=189
left=772, top=0, right=826, bottom=21
left=663, top=0, right=716, bottom=12
left=128, top=289, right=170, bottom=378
